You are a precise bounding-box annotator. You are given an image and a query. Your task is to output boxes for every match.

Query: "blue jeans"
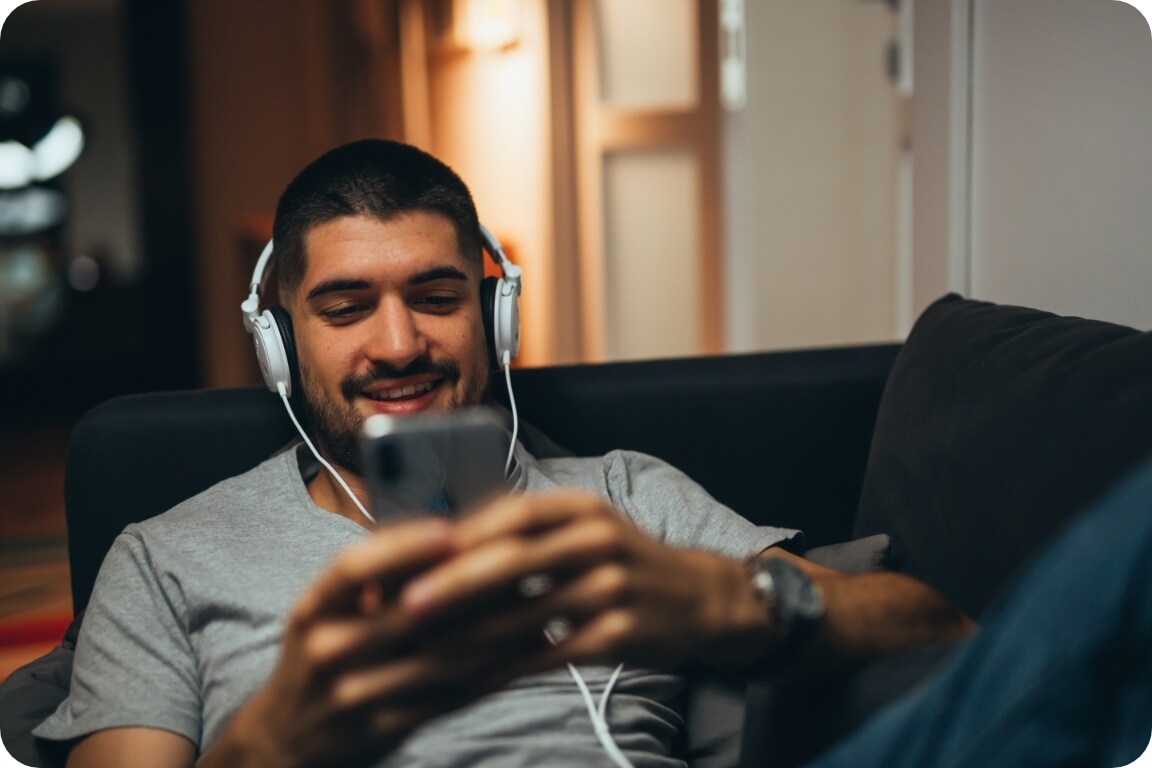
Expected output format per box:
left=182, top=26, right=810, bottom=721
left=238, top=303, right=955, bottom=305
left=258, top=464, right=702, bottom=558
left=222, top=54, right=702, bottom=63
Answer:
left=806, top=458, right=1152, bottom=768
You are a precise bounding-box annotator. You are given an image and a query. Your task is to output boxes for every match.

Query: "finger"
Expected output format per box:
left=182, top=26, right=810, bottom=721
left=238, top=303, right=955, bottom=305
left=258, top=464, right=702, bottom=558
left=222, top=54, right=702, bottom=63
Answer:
left=296, top=607, right=422, bottom=676
left=400, top=513, right=632, bottom=616
left=292, top=518, right=454, bottom=623
left=510, top=608, right=670, bottom=674
left=362, top=681, right=511, bottom=750
left=437, top=552, right=717, bottom=673
left=412, top=563, right=631, bottom=658
left=453, top=490, right=615, bottom=550
left=331, top=636, right=539, bottom=712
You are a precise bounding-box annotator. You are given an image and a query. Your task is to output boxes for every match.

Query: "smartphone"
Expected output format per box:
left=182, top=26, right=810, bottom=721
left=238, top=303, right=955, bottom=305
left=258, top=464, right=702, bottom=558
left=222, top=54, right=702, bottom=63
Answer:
left=360, top=407, right=512, bottom=521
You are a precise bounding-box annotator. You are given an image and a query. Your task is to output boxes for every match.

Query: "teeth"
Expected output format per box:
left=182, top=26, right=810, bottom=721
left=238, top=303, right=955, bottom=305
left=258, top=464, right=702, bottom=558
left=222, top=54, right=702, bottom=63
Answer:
left=370, top=381, right=435, bottom=401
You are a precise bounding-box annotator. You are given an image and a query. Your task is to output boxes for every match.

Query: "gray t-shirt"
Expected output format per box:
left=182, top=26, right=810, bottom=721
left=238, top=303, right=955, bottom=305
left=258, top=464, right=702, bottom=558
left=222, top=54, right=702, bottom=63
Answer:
left=35, top=443, right=797, bottom=766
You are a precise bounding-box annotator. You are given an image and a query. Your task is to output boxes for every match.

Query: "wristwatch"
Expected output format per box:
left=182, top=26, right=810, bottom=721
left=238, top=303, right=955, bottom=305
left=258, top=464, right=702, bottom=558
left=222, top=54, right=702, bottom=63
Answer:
left=746, top=555, right=826, bottom=672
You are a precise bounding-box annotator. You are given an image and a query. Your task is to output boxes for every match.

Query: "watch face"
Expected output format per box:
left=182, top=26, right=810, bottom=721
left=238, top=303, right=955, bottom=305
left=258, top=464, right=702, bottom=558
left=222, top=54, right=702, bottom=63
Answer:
left=767, top=558, right=826, bottom=625
left=792, top=578, right=826, bottom=622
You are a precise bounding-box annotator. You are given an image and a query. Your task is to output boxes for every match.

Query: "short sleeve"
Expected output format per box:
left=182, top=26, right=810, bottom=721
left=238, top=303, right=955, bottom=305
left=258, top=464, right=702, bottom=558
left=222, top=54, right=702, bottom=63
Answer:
left=604, top=451, right=802, bottom=558
left=33, top=530, right=202, bottom=747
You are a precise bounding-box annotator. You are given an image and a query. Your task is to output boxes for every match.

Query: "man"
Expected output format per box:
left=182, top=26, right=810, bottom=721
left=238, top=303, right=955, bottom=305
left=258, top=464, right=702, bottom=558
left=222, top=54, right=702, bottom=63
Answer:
left=33, top=140, right=971, bottom=767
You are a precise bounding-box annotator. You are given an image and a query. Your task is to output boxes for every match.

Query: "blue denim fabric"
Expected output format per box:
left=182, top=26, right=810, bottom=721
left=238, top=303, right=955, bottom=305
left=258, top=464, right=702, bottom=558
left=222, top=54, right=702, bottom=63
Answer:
left=806, top=457, right=1152, bottom=768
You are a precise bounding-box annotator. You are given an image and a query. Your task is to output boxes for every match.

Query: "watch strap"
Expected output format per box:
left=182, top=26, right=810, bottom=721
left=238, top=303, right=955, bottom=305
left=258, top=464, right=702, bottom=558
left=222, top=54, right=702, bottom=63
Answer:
left=746, top=556, right=825, bottom=675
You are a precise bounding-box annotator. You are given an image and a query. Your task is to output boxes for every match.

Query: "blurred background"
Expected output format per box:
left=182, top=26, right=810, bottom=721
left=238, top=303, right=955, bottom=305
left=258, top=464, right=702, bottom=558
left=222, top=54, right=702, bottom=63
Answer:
left=0, top=0, right=1149, bottom=678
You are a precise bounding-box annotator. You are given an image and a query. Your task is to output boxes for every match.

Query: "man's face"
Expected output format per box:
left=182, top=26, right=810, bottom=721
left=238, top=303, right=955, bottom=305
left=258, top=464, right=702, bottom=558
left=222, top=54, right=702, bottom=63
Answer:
left=290, top=212, right=490, bottom=473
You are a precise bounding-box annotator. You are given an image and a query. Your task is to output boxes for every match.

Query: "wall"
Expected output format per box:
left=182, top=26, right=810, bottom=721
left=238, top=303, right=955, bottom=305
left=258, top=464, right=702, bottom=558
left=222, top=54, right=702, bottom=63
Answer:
left=723, top=0, right=902, bottom=352
left=909, top=0, right=957, bottom=314
left=968, top=0, right=1152, bottom=328
left=426, top=0, right=558, bottom=367
left=914, top=0, right=1152, bottom=330
left=187, top=0, right=374, bottom=387
left=186, top=0, right=560, bottom=379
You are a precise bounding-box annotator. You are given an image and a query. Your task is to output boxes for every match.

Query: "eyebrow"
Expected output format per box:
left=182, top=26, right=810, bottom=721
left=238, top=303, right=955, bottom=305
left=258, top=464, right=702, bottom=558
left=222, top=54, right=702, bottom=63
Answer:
left=305, top=278, right=370, bottom=302
left=304, top=267, right=470, bottom=302
left=409, top=266, right=470, bottom=286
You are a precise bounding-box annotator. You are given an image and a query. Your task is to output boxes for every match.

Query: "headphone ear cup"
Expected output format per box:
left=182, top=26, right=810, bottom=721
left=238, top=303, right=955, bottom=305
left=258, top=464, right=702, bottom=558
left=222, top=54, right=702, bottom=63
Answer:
left=251, top=305, right=297, bottom=396
left=480, top=276, right=501, bottom=370
left=482, top=275, right=521, bottom=369
left=267, top=306, right=299, bottom=395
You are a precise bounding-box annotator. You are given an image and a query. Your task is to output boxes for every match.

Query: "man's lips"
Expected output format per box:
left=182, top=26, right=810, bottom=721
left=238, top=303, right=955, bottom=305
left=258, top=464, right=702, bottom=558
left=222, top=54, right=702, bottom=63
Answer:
left=361, top=378, right=442, bottom=403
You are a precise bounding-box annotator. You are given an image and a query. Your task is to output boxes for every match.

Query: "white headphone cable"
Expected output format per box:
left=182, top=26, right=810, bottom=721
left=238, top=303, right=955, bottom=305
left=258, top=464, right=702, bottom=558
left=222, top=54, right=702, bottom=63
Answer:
left=502, top=350, right=519, bottom=476
left=277, top=382, right=376, bottom=525
left=567, top=660, right=632, bottom=768
left=598, top=662, right=626, bottom=728
left=542, top=624, right=634, bottom=768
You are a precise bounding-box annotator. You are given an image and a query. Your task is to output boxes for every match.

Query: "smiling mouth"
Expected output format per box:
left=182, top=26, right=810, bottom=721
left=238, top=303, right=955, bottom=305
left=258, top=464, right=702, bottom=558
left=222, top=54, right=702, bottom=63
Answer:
left=364, top=379, right=439, bottom=402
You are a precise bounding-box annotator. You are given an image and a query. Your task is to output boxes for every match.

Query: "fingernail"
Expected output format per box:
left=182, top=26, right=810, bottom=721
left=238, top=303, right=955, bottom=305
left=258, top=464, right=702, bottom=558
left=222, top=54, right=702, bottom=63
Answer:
left=414, top=519, right=453, bottom=552
left=401, top=579, right=434, bottom=612
left=421, top=517, right=451, bottom=537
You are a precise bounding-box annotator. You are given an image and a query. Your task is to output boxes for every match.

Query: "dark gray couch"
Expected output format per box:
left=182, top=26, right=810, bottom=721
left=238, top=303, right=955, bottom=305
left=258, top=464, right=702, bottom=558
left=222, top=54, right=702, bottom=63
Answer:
left=4, top=293, right=1151, bottom=767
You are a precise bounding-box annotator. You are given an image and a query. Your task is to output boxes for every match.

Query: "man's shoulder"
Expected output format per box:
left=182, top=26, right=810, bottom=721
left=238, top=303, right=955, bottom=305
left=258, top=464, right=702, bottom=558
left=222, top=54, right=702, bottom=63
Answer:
left=525, top=449, right=680, bottom=494
left=131, top=445, right=302, bottom=536
left=549, top=448, right=684, bottom=475
left=535, top=448, right=669, bottom=470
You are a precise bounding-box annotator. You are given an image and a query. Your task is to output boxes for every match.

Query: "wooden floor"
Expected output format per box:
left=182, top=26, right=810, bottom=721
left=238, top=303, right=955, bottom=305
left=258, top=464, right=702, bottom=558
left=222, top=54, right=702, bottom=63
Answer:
left=0, top=425, right=73, bottom=683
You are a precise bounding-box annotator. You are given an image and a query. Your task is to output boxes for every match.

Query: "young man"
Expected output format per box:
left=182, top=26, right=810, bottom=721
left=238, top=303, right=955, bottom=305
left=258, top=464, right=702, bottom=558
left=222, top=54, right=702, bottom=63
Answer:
left=35, top=140, right=970, bottom=767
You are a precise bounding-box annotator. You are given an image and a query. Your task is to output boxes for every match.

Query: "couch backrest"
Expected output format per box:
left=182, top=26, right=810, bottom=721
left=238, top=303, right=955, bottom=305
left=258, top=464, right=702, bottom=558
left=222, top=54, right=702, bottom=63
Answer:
left=65, top=344, right=899, bottom=615
left=489, top=346, right=898, bottom=540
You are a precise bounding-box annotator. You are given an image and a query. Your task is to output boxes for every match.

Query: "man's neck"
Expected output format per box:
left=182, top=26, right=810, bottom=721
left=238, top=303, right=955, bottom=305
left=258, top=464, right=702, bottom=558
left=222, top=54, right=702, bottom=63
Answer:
left=306, top=463, right=374, bottom=530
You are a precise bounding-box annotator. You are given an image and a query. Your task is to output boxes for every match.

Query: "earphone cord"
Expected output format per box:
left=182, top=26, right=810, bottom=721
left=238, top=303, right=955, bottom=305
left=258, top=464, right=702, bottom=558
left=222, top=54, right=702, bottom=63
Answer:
left=568, top=661, right=633, bottom=768
left=542, top=623, right=633, bottom=768
left=502, top=350, right=519, bottom=476
left=277, top=383, right=376, bottom=525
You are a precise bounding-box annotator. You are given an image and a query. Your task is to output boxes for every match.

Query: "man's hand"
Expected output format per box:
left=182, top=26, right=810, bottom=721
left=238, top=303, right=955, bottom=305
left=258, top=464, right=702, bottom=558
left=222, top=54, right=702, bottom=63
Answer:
left=393, top=491, right=975, bottom=682
left=396, top=491, right=774, bottom=674
left=199, top=516, right=535, bottom=768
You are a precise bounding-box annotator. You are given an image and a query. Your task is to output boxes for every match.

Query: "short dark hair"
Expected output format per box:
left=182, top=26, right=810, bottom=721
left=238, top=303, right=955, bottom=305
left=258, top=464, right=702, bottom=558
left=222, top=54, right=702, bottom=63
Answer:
left=272, top=139, right=483, bottom=299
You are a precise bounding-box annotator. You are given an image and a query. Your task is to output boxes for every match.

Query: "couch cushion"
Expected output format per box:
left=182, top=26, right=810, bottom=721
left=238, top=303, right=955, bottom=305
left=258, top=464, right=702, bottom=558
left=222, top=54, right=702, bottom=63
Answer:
left=805, top=533, right=893, bottom=573
left=854, top=294, right=1152, bottom=618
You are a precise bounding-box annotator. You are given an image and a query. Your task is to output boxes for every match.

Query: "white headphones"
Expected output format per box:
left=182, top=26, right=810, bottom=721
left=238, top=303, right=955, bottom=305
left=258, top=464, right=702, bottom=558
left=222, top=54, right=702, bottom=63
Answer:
left=240, top=222, right=522, bottom=397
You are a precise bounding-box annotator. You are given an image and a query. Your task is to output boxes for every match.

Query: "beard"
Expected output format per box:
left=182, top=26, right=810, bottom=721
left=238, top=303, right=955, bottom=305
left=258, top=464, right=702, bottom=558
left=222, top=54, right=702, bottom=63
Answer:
left=298, top=356, right=488, bottom=475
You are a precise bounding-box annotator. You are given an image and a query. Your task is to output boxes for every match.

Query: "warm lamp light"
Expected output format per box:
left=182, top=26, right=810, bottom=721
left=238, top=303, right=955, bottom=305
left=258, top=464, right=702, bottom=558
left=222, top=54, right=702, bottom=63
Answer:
left=455, top=0, right=521, bottom=51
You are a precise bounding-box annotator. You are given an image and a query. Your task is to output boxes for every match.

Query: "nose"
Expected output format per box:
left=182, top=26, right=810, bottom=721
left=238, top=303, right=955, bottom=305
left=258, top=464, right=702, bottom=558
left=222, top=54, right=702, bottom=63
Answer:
left=364, top=296, right=427, bottom=370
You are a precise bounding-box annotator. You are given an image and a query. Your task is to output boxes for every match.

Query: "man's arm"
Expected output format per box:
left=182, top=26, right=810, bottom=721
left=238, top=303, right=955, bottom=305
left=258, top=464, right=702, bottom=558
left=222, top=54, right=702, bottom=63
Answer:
left=395, top=491, right=974, bottom=678
left=740, top=548, right=975, bottom=677
left=67, top=516, right=538, bottom=768
left=67, top=728, right=195, bottom=768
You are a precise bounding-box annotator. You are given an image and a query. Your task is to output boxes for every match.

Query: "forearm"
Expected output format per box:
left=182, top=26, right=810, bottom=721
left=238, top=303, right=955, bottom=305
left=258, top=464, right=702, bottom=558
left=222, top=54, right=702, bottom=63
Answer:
left=196, top=693, right=285, bottom=768
left=705, top=550, right=975, bottom=679
left=812, top=568, right=975, bottom=665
